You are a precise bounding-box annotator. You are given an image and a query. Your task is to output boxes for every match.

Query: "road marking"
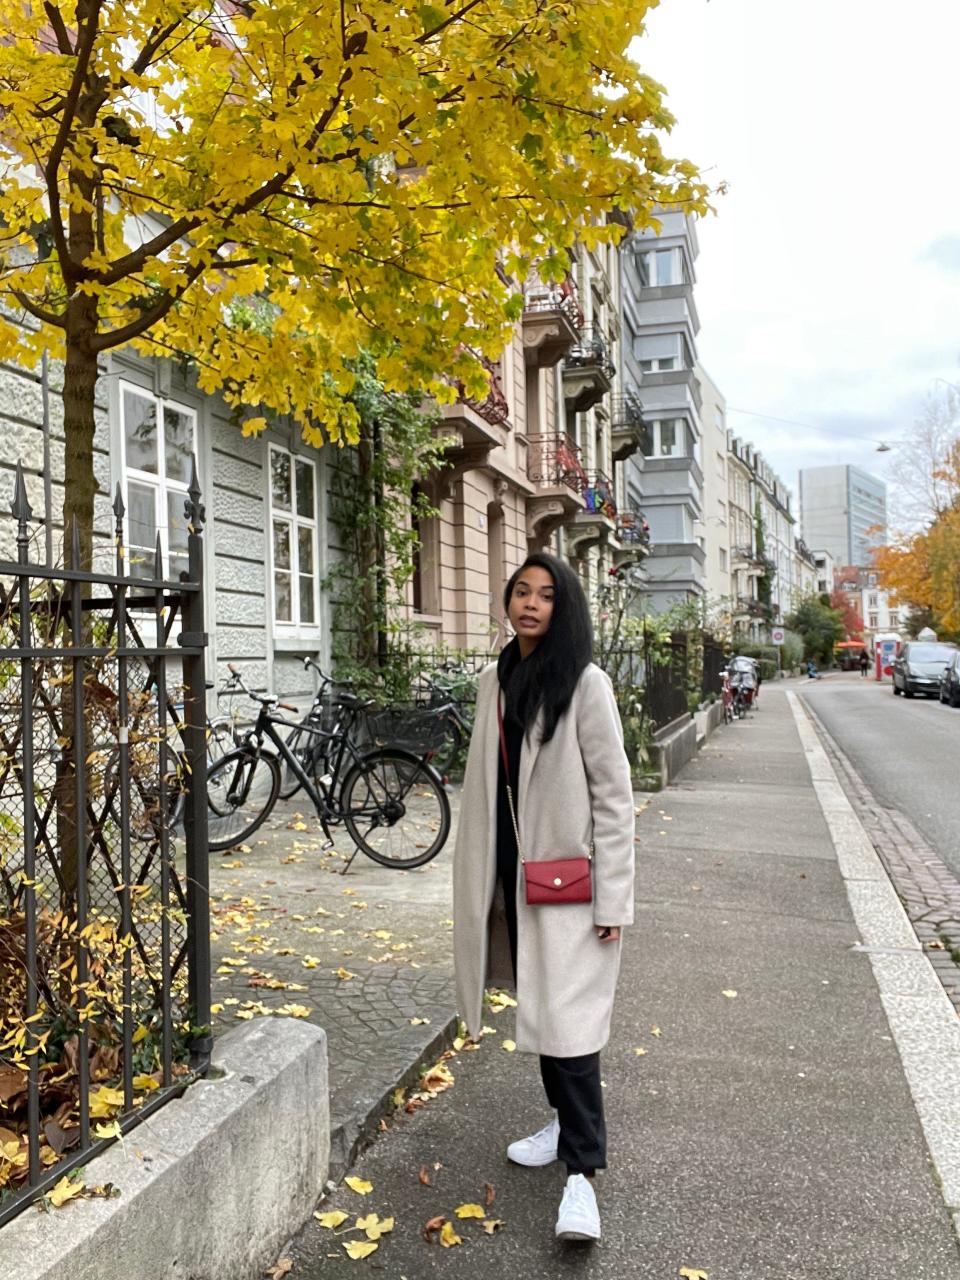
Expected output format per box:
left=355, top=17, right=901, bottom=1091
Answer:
left=789, top=691, right=960, bottom=1231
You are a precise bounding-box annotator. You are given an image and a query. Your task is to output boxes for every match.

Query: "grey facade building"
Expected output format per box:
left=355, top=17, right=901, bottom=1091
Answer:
left=620, top=210, right=705, bottom=611
left=798, top=465, right=887, bottom=568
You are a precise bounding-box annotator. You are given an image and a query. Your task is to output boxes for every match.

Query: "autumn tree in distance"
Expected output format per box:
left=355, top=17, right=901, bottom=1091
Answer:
left=0, top=0, right=708, bottom=565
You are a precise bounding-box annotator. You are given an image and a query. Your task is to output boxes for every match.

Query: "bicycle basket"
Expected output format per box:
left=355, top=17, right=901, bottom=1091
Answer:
left=359, top=704, right=451, bottom=755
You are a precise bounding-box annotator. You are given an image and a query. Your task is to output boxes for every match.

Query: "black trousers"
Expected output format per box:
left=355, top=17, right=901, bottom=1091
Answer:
left=497, top=869, right=607, bottom=1175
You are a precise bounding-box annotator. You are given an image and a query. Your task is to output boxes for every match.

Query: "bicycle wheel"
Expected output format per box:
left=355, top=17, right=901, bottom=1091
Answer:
left=206, top=749, right=281, bottom=851
left=429, top=716, right=463, bottom=776
left=341, top=748, right=450, bottom=869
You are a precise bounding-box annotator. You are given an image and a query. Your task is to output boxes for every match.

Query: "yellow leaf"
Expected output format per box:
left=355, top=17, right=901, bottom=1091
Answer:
left=47, top=1174, right=85, bottom=1207
left=344, top=1176, right=373, bottom=1196
left=679, top=1270, right=709, bottom=1280
left=455, top=1203, right=485, bottom=1219
left=131, top=1025, right=148, bottom=1044
left=440, top=1221, right=462, bottom=1247
left=483, top=1218, right=505, bottom=1234
left=314, top=1210, right=349, bottom=1228
left=93, top=1120, right=121, bottom=1140
left=334, top=967, right=356, bottom=981
left=501, top=1039, right=517, bottom=1052
left=372, top=930, right=392, bottom=940
left=342, top=1240, right=378, bottom=1260
left=356, top=1213, right=394, bottom=1239
left=133, top=1074, right=160, bottom=1091
left=651, top=1026, right=662, bottom=1038
left=722, top=989, right=738, bottom=998
left=410, top=1017, right=430, bottom=1026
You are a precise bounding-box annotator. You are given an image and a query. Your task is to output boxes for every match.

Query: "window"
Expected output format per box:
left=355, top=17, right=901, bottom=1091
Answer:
left=268, top=445, right=319, bottom=628
left=889, top=612, right=899, bottom=627
left=869, top=613, right=879, bottom=629
left=119, top=383, right=196, bottom=579
left=868, top=573, right=877, bottom=586
left=645, top=419, right=684, bottom=458
left=640, top=249, right=677, bottom=287
left=639, top=357, right=677, bottom=373
left=868, top=592, right=878, bottom=607
left=718, top=499, right=727, bottom=524
left=719, top=547, right=727, bottom=572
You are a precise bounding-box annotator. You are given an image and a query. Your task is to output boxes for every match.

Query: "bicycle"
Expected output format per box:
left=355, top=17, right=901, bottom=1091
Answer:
left=205, top=665, right=451, bottom=871
left=409, top=662, right=477, bottom=775
left=275, top=657, right=356, bottom=801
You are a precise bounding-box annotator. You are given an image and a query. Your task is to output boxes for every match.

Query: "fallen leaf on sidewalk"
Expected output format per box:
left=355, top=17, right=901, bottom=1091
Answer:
left=334, top=967, right=356, bottom=981
left=342, top=1241, right=378, bottom=1260
left=501, top=1040, right=517, bottom=1052
left=418, top=1165, right=432, bottom=1186
left=679, top=1269, right=708, bottom=1279
left=344, top=1176, right=373, bottom=1196
left=651, top=1026, right=662, bottom=1038
left=356, top=1213, right=394, bottom=1240
left=483, top=1218, right=505, bottom=1234
left=314, top=1210, right=349, bottom=1228
left=721, top=990, right=738, bottom=999
left=422, top=1215, right=447, bottom=1242
left=485, top=1182, right=496, bottom=1206
left=633, top=1047, right=647, bottom=1056
left=410, top=1017, right=430, bottom=1026
left=927, top=940, right=946, bottom=950
left=46, top=1173, right=85, bottom=1208
left=265, top=1259, right=293, bottom=1278
left=455, top=1203, right=485, bottom=1219
left=440, top=1221, right=462, bottom=1248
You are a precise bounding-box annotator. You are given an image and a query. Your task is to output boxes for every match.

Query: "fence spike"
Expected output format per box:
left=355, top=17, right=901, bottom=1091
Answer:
left=113, top=483, right=125, bottom=521
left=11, top=462, right=32, bottom=526
left=184, top=453, right=206, bottom=533
left=154, top=533, right=164, bottom=580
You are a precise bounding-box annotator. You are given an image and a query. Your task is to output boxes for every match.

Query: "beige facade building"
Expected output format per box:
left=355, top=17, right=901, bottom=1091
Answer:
left=407, top=229, right=650, bottom=652
left=696, top=364, right=731, bottom=610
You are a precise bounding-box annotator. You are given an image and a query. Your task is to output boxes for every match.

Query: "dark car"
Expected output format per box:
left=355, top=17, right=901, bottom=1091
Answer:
left=893, top=641, right=958, bottom=698
left=940, top=651, right=960, bottom=706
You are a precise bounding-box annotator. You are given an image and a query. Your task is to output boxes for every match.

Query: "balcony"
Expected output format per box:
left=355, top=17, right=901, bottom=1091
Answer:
left=521, top=274, right=582, bottom=369
left=434, top=355, right=509, bottom=467
left=561, top=325, right=615, bottom=413
left=564, top=468, right=617, bottom=554
left=525, top=432, right=586, bottom=546
left=609, top=390, right=646, bottom=461
left=615, top=509, right=651, bottom=549
left=734, top=594, right=768, bottom=619
left=732, top=544, right=765, bottom=577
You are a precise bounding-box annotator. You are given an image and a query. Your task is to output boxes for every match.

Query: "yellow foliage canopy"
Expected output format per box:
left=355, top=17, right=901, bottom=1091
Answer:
left=0, top=0, right=708, bottom=445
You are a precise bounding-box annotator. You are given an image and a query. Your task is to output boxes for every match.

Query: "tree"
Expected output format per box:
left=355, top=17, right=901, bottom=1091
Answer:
left=784, top=596, right=844, bottom=665
left=0, top=0, right=709, bottom=567
left=754, top=497, right=774, bottom=619
left=884, top=382, right=960, bottom=530
left=829, top=589, right=863, bottom=641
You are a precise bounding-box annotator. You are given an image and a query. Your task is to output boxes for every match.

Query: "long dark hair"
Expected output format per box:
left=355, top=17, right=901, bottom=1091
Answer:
left=496, top=552, right=593, bottom=744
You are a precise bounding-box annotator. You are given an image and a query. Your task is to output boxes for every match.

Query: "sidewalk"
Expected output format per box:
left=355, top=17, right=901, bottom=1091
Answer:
left=278, top=683, right=960, bottom=1278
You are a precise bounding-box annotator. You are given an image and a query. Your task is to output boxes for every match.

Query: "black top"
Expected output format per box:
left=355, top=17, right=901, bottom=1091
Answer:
left=495, top=685, right=524, bottom=978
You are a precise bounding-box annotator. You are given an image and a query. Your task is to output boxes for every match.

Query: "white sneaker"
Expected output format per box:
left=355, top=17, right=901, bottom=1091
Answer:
left=555, top=1172, right=601, bottom=1242
left=506, top=1114, right=559, bottom=1167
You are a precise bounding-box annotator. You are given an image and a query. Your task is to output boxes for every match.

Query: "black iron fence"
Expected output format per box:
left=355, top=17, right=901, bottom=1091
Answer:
left=0, top=462, right=211, bottom=1225
left=702, top=636, right=727, bottom=700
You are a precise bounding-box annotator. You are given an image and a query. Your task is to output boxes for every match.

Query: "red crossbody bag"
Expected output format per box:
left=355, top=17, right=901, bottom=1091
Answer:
left=497, top=697, right=593, bottom=905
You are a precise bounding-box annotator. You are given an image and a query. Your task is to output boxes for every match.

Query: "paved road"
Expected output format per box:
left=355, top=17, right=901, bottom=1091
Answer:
left=800, top=671, right=960, bottom=877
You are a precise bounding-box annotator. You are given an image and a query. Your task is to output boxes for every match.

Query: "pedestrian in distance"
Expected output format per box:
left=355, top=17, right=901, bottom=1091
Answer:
left=453, top=551, right=635, bottom=1245
left=859, top=648, right=870, bottom=677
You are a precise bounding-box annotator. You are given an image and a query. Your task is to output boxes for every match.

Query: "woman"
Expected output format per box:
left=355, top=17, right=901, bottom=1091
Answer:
left=453, top=552, right=635, bottom=1244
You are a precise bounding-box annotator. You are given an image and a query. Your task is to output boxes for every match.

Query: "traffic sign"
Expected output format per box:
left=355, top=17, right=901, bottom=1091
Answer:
left=771, top=626, right=785, bottom=645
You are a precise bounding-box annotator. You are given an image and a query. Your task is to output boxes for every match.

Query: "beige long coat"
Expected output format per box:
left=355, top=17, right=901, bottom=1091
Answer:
left=453, top=661, right=635, bottom=1057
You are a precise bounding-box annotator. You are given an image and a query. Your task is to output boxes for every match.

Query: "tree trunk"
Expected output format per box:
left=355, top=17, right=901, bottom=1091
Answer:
left=354, top=420, right=380, bottom=668
left=62, top=293, right=99, bottom=572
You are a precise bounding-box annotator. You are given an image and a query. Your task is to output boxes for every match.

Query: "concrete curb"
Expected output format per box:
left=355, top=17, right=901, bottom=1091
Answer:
left=10, top=1019, right=329, bottom=1280
left=327, top=1011, right=460, bottom=1180
left=788, top=692, right=960, bottom=1241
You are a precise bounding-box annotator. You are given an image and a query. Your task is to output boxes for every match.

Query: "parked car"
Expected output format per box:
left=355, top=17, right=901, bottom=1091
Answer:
left=940, top=652, right=960, bottom=706
left=892, top=641, right=958, bottom=698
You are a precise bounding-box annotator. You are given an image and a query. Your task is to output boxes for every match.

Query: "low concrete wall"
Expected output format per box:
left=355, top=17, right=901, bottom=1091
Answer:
left=12, top=1019, right=329, bottom=1280
left=649, top=714, right=698, bottom=788
left=695, top=699, right=723, bottom=744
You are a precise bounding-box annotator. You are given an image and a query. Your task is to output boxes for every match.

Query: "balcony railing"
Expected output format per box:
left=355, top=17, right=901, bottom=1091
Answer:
left=616, top=509, right=651, bottom=546
left=522, top=274, right=583, bottom=328
left=563, top=325, right=616, bottom=380
left=581, top=469, right=617, bottom=521
left=736, top=594, right=767, bottom=618
left=456, top=354, right=510, bottom=427
left=527, top=432, right=587, bottom=494
left=610, top=391, right=644, bottom=428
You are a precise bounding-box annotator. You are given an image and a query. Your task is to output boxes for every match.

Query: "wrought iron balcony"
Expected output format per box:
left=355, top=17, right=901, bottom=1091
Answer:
left=581, top=469, right=617, bottom=522
left=561, top=326, right=615, bottom=412
left=616, top=508, right=651, bottom=547
left=610, top=389, right=646, bottom=461
left=526, top=432, right=587, bottom=494
left=522, top=273, right=583, bottom=369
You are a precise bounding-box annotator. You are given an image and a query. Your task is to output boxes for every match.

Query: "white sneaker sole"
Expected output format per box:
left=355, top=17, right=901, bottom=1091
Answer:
left=506, top=1147, right=558, bottom=1168
left=556, top=1225, right=600, bottom=1243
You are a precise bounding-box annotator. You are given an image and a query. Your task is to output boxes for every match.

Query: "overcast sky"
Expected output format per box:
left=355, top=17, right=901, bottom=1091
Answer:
left=635, top=0, right=960, bottom=528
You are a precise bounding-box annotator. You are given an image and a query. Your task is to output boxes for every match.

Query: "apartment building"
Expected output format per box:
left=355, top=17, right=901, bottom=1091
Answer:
left=799, top=465, right=887, bottom=567
left=696, top=365, right=731, bottom=608
left=725, top=435, right=796, bottom=635
left=621, top=211, right=705, bottom=612
left=834, top=565, right=902, bottom=642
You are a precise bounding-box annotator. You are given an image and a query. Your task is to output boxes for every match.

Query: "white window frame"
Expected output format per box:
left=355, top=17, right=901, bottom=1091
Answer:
left=645, top=419, right=685, bottom=459
left=267, top=443, right=320, bottom=632
left=118, top=380, right=197, bottom=579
